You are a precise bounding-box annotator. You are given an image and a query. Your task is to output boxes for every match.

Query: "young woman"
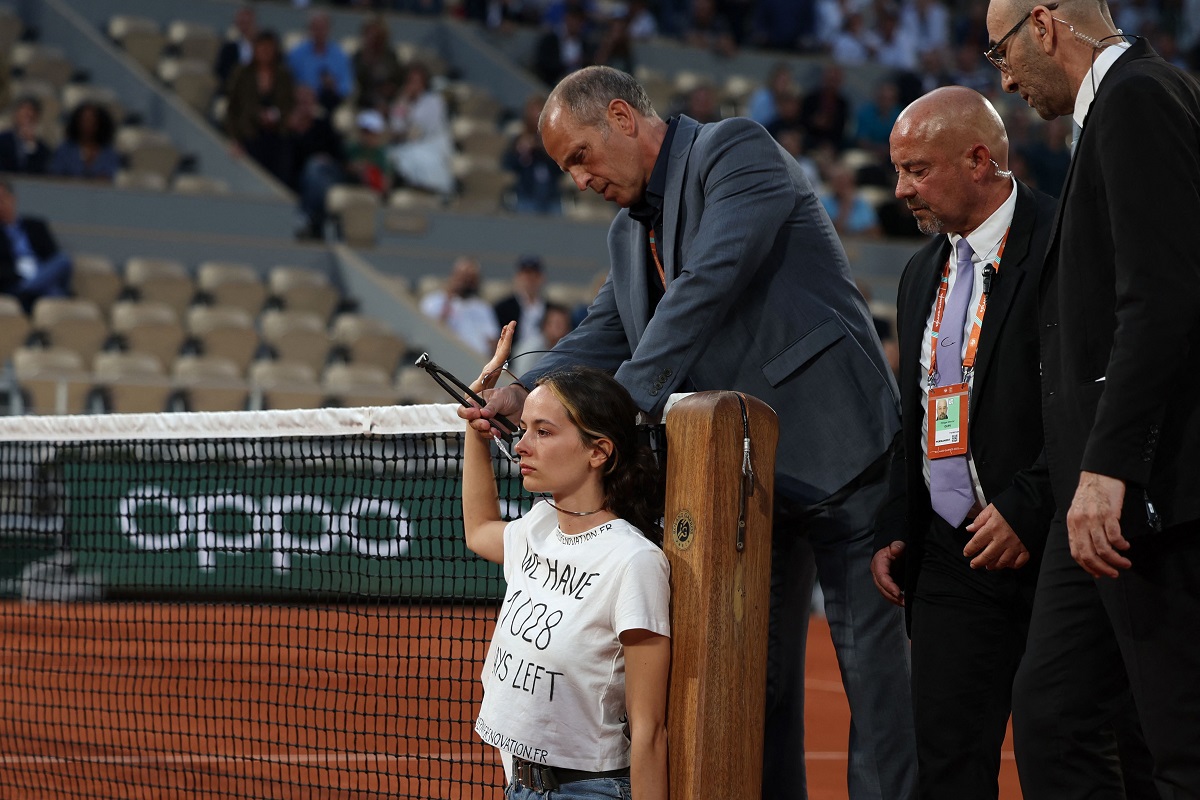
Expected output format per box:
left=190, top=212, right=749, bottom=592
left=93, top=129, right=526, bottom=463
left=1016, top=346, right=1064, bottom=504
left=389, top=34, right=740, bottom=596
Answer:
left=463, top=323, right=670, bottom=800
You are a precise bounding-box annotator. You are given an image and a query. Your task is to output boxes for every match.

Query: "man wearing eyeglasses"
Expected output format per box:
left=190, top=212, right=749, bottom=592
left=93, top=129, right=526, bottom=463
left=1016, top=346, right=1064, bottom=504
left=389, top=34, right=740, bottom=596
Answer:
left=984, top=0, right=1200, bottom=796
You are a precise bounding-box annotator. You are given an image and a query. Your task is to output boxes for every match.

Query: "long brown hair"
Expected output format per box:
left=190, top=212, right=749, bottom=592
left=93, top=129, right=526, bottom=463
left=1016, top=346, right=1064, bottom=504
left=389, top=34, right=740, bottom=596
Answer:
left=536, top=367, right=664, bottom=544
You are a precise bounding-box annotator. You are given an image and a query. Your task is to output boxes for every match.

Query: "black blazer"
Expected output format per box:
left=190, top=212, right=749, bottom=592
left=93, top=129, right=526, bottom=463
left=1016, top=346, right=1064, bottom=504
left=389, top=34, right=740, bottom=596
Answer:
left=0, top=217, right=60, bottom=294
left=1041, top=40, right=1200, bottom=532
left=0, top=131, right=51, bottom=175
left=876, top=181, right=1057, bottom=609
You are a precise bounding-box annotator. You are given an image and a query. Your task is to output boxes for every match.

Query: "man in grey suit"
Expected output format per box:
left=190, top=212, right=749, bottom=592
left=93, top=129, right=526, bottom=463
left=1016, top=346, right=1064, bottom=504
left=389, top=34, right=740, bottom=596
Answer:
left=463, top=65, right=914, bottom=799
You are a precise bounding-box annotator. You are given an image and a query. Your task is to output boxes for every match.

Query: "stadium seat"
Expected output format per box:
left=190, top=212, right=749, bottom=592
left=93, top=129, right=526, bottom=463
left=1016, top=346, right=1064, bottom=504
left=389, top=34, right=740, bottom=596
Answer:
left=157, top=58, right=218, bottom=115
left=330, top=314, right=406, bottom=375
left=0, top=296, right=31, bottom=366
left=197, top=261, right=267, bottom=317
left=545, top=281, right=593, bottom=308
left=173, top=354, right=248, bottom=412
left=166, top=20, right=221, bottom=64
left=116, top=127, right=181, bottom=183
left=0, top=5, right=23, bottom=52
left=185, top=305, right=258, bottom=373
left=454, top=168, right=515, bottom=215
left=249, top=360, right=326, bottom=410
left=259, top=309, right=331, bottom=374
left=325, top=185, right=380, bottom=247
left=267, top=266, right=340, bottom=321
left=30, top=297, right=108, bottom=365
left=449, top=83, right=502, bottom=122
left=110, top=300, right=185, bottom=372
left=480, top=278, right=510, bottom=305
left=12, top=347, right=92, bottom=415
left=11, top=44, right=73, bottom=90
left=394, top=365, right=447, bottom=405
left=322, top=362, right=396, bottom=407
left=92, top=350, right=173, bottom=414
left=70, top=254, right=123, bottom=315
left=107, top=15, right=165, bottom=73
left=124, top=257, right=195, bottom=316
left=453, top=120, right=510, bottom=162
left=416, top=275, right=444, bottom=299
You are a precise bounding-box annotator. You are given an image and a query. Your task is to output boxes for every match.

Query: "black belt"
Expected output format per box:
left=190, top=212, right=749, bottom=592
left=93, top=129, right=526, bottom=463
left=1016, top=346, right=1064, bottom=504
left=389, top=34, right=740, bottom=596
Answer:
left=512, top=755, right=631, bottom=792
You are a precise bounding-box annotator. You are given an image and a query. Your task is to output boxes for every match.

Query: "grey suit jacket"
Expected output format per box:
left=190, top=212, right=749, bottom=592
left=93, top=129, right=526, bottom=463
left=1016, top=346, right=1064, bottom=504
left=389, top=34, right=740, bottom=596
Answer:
left=525, top=115, right=900, bottom=505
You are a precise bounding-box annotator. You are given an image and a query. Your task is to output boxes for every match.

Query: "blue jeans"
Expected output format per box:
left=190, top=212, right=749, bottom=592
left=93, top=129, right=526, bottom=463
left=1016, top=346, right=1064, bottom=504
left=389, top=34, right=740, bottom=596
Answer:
left=504, top=776, right=631, bottom=800
left=763, top=452, right=917, bottom=800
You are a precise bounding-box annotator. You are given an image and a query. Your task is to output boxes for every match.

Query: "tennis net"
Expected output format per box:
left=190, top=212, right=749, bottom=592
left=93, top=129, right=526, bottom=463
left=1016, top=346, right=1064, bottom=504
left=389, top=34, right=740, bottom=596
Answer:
left=0, top=404, right=529, bottom=800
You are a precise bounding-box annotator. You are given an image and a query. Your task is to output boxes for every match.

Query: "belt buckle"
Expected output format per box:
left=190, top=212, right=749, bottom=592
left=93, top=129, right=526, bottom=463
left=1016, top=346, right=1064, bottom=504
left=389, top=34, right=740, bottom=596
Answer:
left=514, top=758, right=559, bottom=792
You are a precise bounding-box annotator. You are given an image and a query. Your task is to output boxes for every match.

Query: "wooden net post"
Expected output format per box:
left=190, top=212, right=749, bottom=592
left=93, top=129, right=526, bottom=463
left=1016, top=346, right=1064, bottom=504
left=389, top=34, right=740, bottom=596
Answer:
left=663, top=391, right=778, bottom=798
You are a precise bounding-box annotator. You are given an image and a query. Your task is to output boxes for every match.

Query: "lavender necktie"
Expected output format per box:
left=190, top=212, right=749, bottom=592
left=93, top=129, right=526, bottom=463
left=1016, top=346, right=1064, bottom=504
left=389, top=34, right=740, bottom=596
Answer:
left=930, top=238, right=976, bottom=527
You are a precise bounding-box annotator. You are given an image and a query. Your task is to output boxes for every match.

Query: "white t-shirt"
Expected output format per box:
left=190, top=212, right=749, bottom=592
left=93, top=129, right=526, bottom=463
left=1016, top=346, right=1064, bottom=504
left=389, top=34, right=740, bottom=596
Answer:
left=475, top=501, right=670, bottom=772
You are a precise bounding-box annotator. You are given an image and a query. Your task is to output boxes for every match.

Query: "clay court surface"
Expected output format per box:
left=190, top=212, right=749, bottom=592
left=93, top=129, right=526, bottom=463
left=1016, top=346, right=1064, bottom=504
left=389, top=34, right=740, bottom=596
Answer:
left=0, top=603, right=1020, bottom=799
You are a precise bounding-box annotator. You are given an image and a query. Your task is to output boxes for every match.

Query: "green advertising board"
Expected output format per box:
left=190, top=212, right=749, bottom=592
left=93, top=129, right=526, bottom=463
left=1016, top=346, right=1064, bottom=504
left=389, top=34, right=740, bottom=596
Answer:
left=63, top=458, right=525, bottom=601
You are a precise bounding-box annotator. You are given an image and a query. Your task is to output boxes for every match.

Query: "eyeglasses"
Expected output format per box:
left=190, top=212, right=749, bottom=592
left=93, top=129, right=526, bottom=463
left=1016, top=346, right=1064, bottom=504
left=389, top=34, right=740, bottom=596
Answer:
left=985, top=2, right=1059, bottom=72
left=414, top=352, right=521, bottom=459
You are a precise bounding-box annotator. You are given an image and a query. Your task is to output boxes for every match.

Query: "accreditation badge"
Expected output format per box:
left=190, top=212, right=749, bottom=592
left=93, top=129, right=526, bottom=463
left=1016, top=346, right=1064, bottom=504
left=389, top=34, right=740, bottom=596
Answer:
left=928, top=383, right=969, bottom=459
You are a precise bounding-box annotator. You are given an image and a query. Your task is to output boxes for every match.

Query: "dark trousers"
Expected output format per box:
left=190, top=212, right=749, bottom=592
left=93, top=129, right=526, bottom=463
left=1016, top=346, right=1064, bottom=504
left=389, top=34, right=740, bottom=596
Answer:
left=909, top=513, right=1036, bottom=800
left=763, top=450, right=916, bottom=800
left=1010, top=516, right=1200, bottom=799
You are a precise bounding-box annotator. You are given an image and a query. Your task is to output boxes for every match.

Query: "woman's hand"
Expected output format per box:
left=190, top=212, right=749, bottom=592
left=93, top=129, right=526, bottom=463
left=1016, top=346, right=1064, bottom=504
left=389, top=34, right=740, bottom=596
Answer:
left=471, top=322, right=516, bottom=393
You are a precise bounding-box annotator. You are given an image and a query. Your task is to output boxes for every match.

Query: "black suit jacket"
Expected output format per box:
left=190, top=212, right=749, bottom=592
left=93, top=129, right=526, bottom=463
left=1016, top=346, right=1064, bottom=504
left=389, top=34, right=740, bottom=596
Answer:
left=1042, top=40, right=1200, bottom=532
left=876, top=181, right=1057, bottom=611
left=0, top=217, right=60, bottom=294
left=0, top=132, right=51, bottom=174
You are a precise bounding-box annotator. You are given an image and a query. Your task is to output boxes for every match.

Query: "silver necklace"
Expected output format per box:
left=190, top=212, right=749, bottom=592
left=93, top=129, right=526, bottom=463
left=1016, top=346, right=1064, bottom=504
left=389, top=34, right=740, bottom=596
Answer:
left=544, top=497, right=606, bottom=516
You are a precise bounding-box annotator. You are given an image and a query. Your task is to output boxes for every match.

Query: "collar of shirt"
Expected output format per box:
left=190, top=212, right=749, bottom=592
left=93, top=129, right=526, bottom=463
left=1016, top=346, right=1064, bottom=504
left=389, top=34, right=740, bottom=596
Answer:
left=1073, top=41, right=1131, bottom=128
left=628, top=116, right=679, bottom=228
left=947, top=177, right=1017, bottom=265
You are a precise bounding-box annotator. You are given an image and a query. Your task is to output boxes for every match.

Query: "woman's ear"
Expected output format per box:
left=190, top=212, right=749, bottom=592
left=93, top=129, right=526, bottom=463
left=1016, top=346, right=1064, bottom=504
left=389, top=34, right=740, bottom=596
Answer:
left=590, top=438, right=614, bottom=470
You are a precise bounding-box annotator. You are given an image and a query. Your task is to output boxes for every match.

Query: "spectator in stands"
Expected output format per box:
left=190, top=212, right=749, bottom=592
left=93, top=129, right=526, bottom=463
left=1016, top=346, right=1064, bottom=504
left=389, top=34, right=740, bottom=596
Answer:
left=854, top=79, right=902, bottom=159
left=353, top=16, right=403, bottom=112
left=346, top=109, right=392, bottom=195
left=388, top=63, right=455, bottom=197
left=49, top=102, right=119, bottom=182
left=420, top=256, right=500, bottom=355
left=765, top=90, right=804, bottom=139
left=595, top=10, right=636, bottom=75
left=509, top=300, right=581, bottom=380
left=0, top=179, right=71, bottom=312
left=747, top=62, right=796, bottom=129
left=288, top=11, right=354, bottom=112
left=225, top=30, right=297, bottom=185
left=830, top=10, right=874, bottom=65
left=773, top=127, right=822, bottom=189
left=534, top=2, right=597, bottom=86
left=0, top=96, right=51, bottom=175
left=821, top=164, right=881, bottom=238
left=287, top=85, right=347, bottom=240
left=215, top=4, right=257, bottom=91
left=680, top=82, right=721, bottom=123
left=494, top=254, right=548, bottom=353
left=899, top=0, right=950, bottom=56
left=800, top=64, right=850, bottom=152
left=627, top=0, right=659, bottom=39
left=503, top=94, right=563, bottom=215
left=751, top=0, right=812, bottom=50
left=873, top=5, right=919, bottom=71
left=1018, top=116, right=1071, bottom=198
left=684, top=0, right=737, bottom=57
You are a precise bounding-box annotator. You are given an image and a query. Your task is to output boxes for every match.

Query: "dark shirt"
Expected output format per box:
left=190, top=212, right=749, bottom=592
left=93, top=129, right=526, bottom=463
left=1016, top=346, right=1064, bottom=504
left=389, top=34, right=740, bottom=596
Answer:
left=628, top=117, right=679, bottom=311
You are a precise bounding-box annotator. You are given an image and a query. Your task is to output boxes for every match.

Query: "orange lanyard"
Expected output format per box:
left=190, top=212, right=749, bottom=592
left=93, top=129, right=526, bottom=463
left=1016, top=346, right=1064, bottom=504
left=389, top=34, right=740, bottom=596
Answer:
left=648, top=230, right=666, bottom=288
left=929, top=227, right=1009, bottom=385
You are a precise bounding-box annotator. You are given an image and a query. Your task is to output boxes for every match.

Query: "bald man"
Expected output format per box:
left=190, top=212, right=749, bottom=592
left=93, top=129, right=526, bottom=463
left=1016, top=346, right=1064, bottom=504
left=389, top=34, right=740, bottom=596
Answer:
left=983, top=1, right=1200, bottom=796
left=871, top=86, right=1056, bottom=799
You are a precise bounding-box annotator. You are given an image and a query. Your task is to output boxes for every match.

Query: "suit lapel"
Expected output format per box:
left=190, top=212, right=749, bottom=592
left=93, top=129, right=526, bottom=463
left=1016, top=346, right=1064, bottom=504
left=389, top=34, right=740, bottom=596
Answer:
left=660, top=116, right=699, bottom=289
left=970, top=183, right=1035, bottom=417
left=625, top=217, right=651, bottom=341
